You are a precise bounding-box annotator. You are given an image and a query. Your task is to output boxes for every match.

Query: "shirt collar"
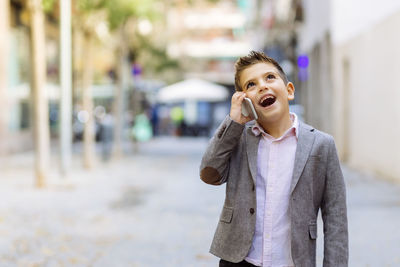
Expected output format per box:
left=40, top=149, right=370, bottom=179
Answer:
left=251, top=113, right=299, bottom=139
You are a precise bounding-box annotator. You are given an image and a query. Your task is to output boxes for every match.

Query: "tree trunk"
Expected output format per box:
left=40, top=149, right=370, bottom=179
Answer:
left=29, top=0, right=50, bottom=187
left=82, top=32, right=95, bottom=169
left=0, top=0, right=10, bottom=156
left=112, top=26, right=130, bottom=158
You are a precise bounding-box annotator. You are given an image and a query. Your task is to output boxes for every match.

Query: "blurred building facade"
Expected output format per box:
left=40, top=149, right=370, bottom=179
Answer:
left=161, top=0, right=255, bottom=136
left=166, top=0, right=252, bottom=85
left=297, top=0, right=400, bottom=182
left=161, top=0, right=304, bottom=135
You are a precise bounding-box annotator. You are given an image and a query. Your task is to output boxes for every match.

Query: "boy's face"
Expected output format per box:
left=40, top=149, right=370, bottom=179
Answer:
left=240, top=62, right=294, bottom=123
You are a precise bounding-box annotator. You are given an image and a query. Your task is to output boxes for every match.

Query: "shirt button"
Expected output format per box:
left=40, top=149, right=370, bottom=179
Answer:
left=249, top=208, right=255, bottom=214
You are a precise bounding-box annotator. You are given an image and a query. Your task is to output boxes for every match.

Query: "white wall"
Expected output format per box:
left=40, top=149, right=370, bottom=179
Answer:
left=298, top=0, right=331, bottom=52
left=298, top=0, right=400, bottom=181
left=297, top=0, right=333, bottom=134
left=300, top=0, right=400, bottom=49
left=332, top=11, right=400, bottom=181
left=332, top=0, right=400, bottom=45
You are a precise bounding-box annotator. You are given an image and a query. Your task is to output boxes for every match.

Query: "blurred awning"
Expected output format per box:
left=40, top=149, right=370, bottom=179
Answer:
left=157, top=78, right=229, bottom=103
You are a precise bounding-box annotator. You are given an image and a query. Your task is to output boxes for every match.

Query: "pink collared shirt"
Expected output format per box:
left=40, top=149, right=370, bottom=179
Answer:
left=245, top=113, right=299, bottom=267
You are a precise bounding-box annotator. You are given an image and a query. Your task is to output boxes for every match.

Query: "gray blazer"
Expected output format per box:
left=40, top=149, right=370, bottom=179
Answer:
left=200, top=116, right=348, bottom=267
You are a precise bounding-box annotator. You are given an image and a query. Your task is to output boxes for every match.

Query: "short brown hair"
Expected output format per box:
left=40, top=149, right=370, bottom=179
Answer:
left=234, top=51, right=289, bottom=91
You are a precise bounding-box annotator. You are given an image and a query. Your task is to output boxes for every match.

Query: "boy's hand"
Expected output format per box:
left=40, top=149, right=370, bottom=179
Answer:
left=230, top=92, right=253, bottom=125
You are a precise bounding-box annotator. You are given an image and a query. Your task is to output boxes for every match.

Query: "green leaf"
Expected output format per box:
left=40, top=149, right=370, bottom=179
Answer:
left=42, top=0, right=56, bottom=13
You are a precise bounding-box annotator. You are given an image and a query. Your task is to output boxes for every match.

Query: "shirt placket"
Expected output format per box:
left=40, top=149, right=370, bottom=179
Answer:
left=263, top=138, right=276, bottom=266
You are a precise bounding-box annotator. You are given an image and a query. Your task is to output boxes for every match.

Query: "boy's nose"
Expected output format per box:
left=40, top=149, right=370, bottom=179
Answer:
left=258, top=80, right=268, bottom=92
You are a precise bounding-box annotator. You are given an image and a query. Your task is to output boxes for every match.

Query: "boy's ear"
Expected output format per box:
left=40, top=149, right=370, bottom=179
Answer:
left=286, top=82, right=295, bottom=101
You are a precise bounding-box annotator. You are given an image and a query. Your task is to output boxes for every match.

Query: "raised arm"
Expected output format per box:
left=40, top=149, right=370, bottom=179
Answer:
left=200, top=92, right=251, bottom=185
left=199, top=116, right=245, bottom=185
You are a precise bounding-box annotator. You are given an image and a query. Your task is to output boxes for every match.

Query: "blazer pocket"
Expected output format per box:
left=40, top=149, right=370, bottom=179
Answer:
left=309, top=222, right=317, bottom=240
left=220, top=206, right=233, bottom=223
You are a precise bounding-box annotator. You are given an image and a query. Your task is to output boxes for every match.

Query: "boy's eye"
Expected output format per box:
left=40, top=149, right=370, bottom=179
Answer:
left=266, top=74, right=276, bottom=80
left=246, top=81, right=255, bottom=89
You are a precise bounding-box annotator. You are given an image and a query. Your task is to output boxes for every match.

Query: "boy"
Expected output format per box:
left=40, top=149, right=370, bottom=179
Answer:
left=199, top=51, right=348, bottom=267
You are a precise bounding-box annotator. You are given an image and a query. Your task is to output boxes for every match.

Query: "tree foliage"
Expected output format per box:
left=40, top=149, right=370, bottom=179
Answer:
left=103, top=0, right=157, bottom=30
left=73, top=0, right=158, bottom=30
left=132, top=33, right=180, bottom=74
left=75, top=0, right=105, bottom=13
left=72, top=0, right=180, bottom=81
left=42, top=0, right=57, bottom=13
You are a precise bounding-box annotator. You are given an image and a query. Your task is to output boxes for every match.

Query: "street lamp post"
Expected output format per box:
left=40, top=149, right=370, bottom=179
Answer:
left=60, top=0, right=72, bottom=175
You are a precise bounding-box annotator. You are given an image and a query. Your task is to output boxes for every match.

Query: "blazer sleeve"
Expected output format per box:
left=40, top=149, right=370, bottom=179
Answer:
left=321, top=136, right=349, bottom=267
left=199, top=116, right=245, bottom=185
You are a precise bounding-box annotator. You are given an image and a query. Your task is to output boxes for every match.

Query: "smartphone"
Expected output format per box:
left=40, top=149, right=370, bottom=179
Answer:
left=241, top=97, right=258, bottom=120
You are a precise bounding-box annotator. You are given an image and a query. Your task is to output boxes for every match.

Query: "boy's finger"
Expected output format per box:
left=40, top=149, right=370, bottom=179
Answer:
left=232, top=92, right=245, bottom=103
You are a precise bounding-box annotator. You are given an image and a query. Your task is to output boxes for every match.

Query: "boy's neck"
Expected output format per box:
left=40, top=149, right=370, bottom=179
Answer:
left=258, top=113, right=293, bottom=139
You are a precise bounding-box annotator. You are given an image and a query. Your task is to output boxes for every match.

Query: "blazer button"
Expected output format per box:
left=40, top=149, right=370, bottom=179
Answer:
left=252, top=184, right=255, bottom=191
left=249, top=208, right=255, bottom=214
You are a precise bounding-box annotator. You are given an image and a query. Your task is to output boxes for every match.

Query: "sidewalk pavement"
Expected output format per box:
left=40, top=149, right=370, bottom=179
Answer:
left=0, top=137, right=399, bottom=267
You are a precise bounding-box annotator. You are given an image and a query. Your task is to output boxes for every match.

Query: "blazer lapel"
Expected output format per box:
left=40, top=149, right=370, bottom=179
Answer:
left=246, top=127, right=260, bottom=185
left=290, top=122, right=316, bottom=194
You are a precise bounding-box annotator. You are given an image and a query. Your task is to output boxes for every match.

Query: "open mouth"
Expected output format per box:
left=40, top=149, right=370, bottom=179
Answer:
left=259, top=95, right=276, bottom=107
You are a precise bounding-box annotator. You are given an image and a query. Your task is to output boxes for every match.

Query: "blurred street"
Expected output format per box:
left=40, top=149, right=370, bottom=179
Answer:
left=0, top=137, right=222, bottom=267
left=0, top=137, right=399, bottom=267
